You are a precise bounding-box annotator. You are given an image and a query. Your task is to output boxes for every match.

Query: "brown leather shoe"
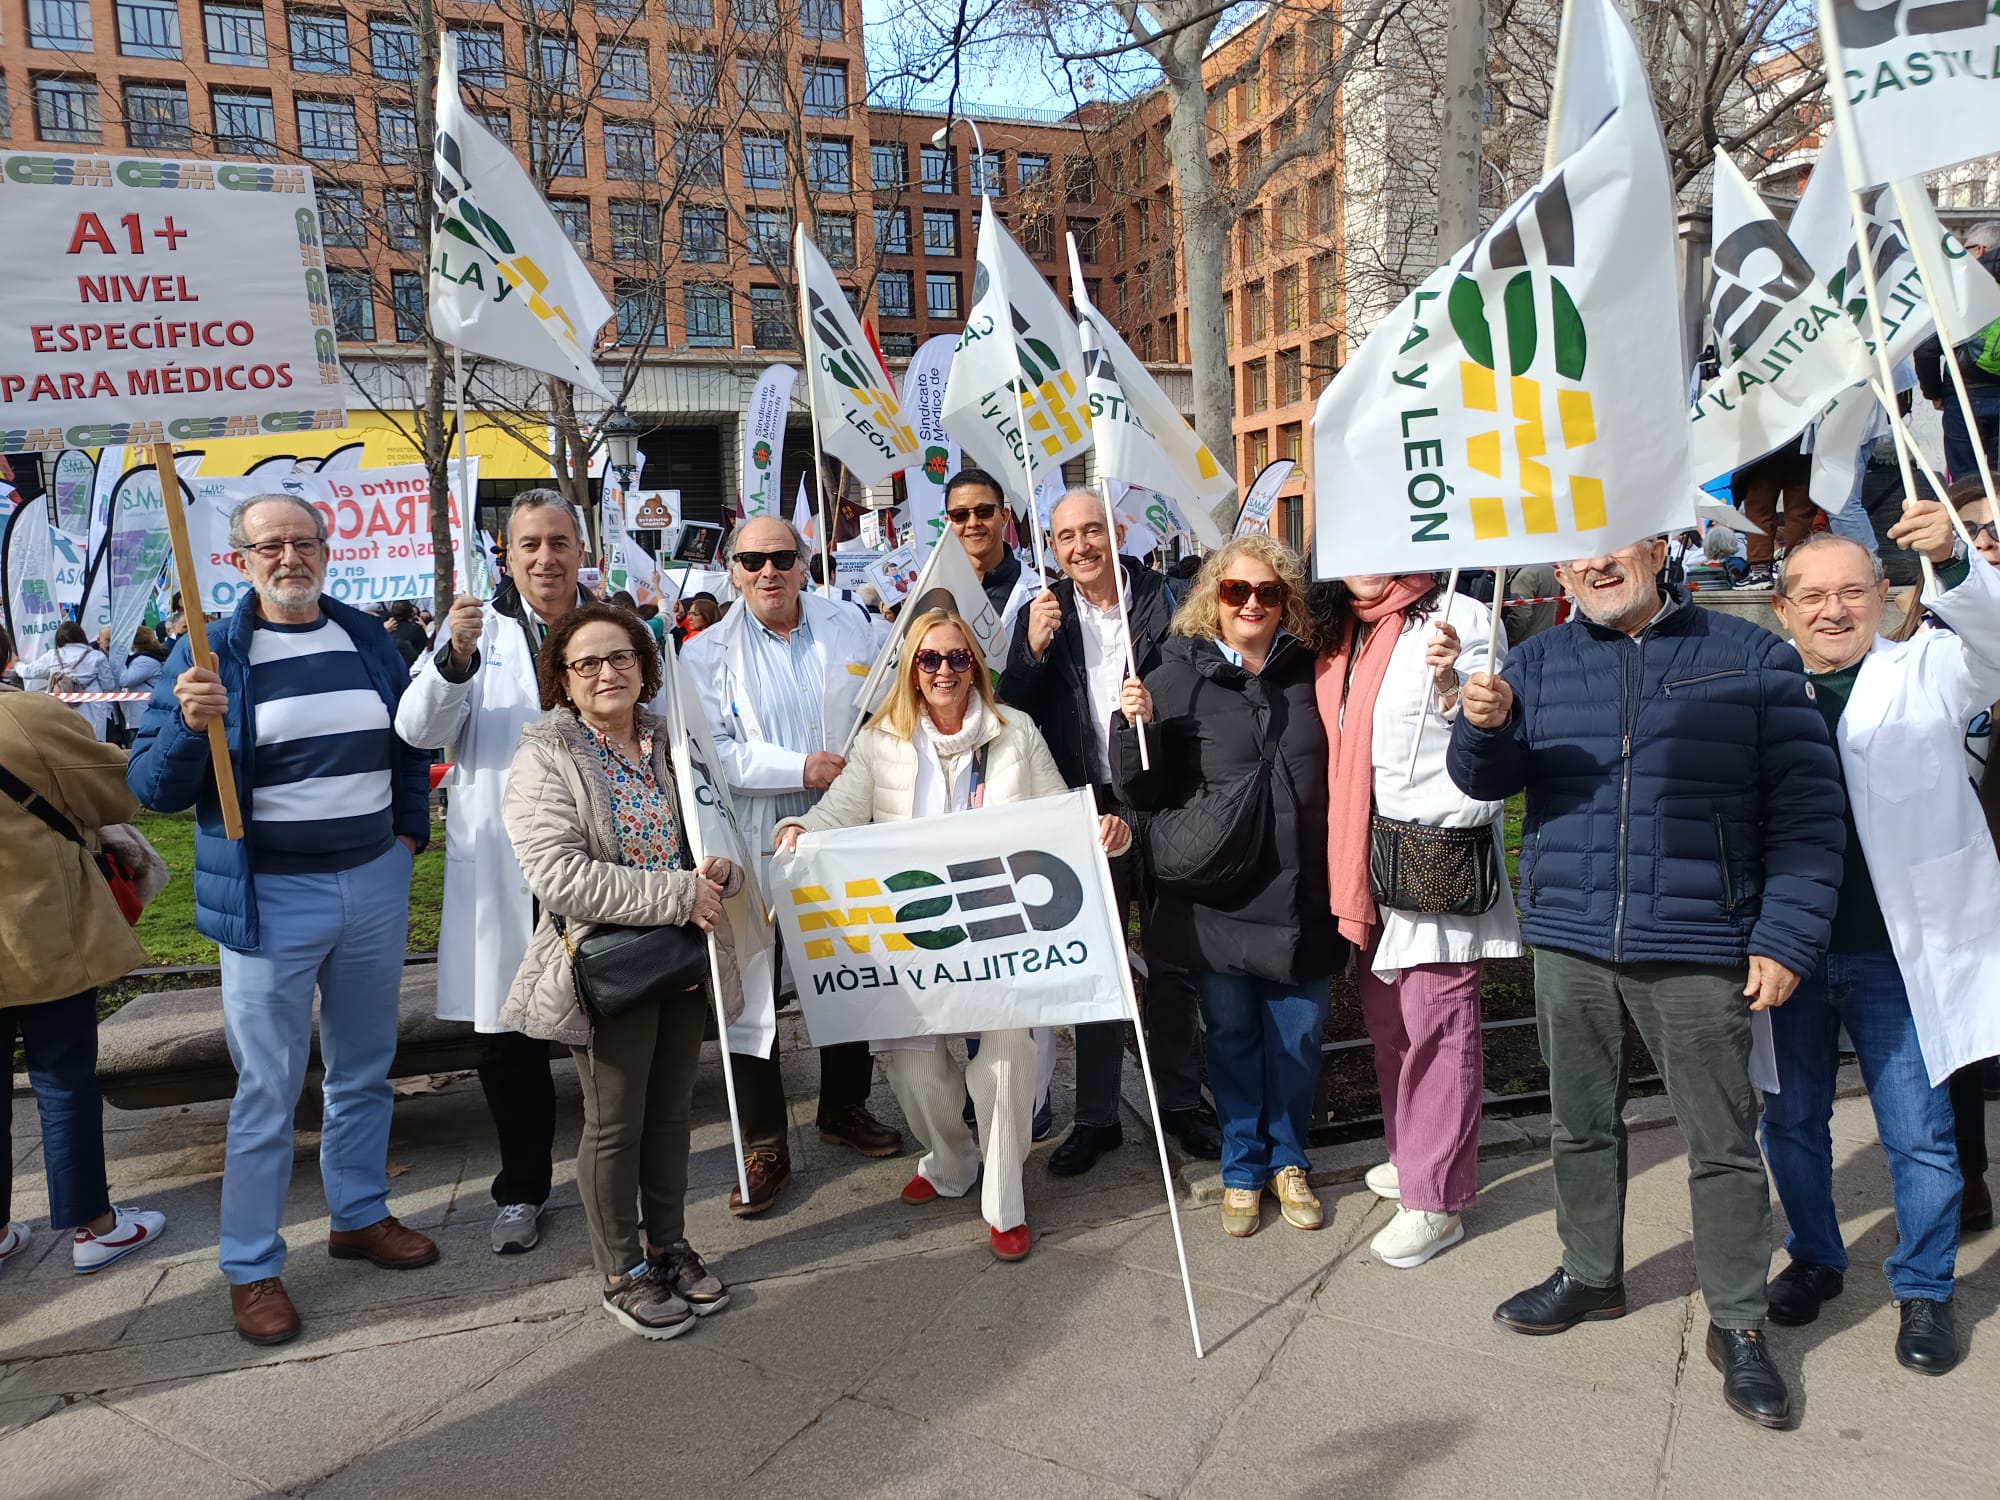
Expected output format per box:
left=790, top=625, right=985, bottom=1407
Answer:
left=728, top=1149, right=791, bottom=1217
left=327, top=1216, right=439, bottom=1269
left=231, top=1276, right=301, bottom=1345
left=817, top=1105, right=902, bottom=1159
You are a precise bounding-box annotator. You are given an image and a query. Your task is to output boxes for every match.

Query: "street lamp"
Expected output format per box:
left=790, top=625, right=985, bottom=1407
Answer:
left=932, top=117, right=987, bottom=191
left=601, top=406, right=641, bottom=487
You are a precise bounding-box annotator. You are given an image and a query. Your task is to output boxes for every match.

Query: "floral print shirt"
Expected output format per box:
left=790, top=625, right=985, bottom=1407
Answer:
left=580, top=721, right=687, bottom=872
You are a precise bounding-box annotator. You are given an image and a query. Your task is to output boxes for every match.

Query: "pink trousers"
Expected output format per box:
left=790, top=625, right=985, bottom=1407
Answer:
left=1358, top=951, right=1485, bottom=1213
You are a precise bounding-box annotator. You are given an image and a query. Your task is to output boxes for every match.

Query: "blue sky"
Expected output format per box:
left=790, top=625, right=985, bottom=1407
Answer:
left=857, top=0, right=1168, bottom=118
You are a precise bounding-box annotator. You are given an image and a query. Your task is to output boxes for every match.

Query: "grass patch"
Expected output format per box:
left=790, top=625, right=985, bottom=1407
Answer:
left=131, top=810, right=447, bottom=969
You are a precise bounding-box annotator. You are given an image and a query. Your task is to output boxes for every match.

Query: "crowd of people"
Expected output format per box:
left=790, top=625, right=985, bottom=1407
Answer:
left=2, top=458, right=1996, bottom=1434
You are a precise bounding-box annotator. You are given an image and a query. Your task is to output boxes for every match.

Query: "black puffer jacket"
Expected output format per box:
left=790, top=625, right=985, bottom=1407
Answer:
left=1112, top=633, right=1341, bottom=985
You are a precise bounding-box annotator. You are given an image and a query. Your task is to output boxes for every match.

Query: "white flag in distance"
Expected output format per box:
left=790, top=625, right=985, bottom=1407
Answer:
left=795, top=228, right=924, bottom=486
left=740, top=364, right=797, bottom=520
left=1235, top=460, right=1295, bottom=537
left=1310, top=0, right=1690, bottom=575
left=430, top=37, right=614, bottom=399
left=1820, top=0, right=2000, bottom=189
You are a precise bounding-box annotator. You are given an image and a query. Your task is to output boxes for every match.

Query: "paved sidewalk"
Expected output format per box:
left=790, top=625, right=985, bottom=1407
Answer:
left=2, top=1018, right=1993, bottom=1499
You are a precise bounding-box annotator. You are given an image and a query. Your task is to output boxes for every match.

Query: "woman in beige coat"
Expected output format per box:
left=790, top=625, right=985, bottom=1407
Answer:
left=501, top=604, right=744, bottom=1342
left=776, top=609, right=1130, bottom=1262
left=1, top=690, right=167, bottom=1273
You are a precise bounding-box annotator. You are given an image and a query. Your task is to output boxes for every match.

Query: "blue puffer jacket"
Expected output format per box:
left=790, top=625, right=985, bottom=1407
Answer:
left=126, top=594, right=432, bottom=953
left=1446, top=586, right=1843, bottom=976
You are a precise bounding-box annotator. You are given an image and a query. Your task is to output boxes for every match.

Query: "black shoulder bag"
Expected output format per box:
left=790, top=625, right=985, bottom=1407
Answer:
left=1145, top=738, right=1275, bottom=895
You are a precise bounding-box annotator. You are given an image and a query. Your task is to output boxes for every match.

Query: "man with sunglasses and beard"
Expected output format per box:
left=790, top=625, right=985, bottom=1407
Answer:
left=684, top=516, right=903, bottom=1215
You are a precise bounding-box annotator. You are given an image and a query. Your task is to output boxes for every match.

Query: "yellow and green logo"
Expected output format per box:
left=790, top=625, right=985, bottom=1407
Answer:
left=790, top=851, right=1083, bottom=960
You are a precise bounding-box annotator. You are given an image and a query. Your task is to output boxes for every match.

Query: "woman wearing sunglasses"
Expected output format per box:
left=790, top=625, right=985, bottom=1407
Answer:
left=1113, top=536, right=1340, bottom=1239
left=774, top=609, right=1132, bottom=1262
left=1310, top=575, right=1519, bottom=1270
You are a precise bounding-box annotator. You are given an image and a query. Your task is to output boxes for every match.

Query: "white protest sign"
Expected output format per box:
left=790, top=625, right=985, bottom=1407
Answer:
left=772, top=789, right=1130, bottom=1047
left=864, top=543, right=922, bottom=605
left=830, top=549, right=879, bottom=592
left=0, top=153, right=347, bottom=455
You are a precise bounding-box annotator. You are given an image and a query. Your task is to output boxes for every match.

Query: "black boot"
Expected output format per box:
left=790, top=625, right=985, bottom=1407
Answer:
left=1962, top=1176, right=1993, bottom=1233
left=1706, top=1326, right=1791, bottom=1428
left=1161, top=1106, right=1223, bottom=1161
left=1049, top=1121, right=1123, bottom=1177
left=1765, top=1260, right=1844, bottom=1326
left=1493, top=1267, right=1627, bottom=1335
left=1895, top=1298, right=1959, bottom=1375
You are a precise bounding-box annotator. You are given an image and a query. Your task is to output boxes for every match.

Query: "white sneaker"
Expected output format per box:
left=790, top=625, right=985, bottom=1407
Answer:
left=73, top=1206, right=165, bottom=1273
left=1364, top=1162, right=1400, bottom=1201
left=0, top=1222, right=29, bottom=1266
left=1370, top=1207, right=1464, bottom=1269
left=491, top=1202, right=541, bottom=1255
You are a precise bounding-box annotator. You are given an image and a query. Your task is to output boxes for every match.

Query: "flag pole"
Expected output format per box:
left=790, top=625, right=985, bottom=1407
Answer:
left=1096, top=476, right=1150, bottom=771
left=793, top=229, right=837, bottom=592
left=451, top=344, right=479, bottom=597
left=1404, top=567, right=1461, bottom=786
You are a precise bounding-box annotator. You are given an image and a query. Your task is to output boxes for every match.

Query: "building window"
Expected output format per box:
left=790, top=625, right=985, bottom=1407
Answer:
left=1312, top=253, right=1336, bottom=322
left=741, top=133, right=785, bottom=190
left=676, top=127, right=722, bottom=186
left=875, top=207, right=909, bottom=256
left=745, top=208, right=788, bottom=264
left=604, top=122, right=655, bottom=180
left=680, top=204, right=726, bottom=263
left=319, top=184, right=365, bottom=247
left=117, top=0, right=181, bottom=57
left=610, top=201, right=661, bottom=261
left=528, top=118, right=583, bottom=178
left=922, top=210, right=957, bottom=257
left=451, top=26, right=503, bottom=87
left=123, top=81, right=192, bottom=147
left=663, top=0, right=710, bottom=21
left=385, top=188, right=422, bottom=249
left=1113, top=214, right=1126, bottom=261
left=1134, top=135, right=1147, bottom=181
left=391, top=270, right=425, bottom=343
left=213, top=90, right=275, bottom=154
left=33, top=76, right=98, bottom=143
left=597, top=0, right=641, bottom=17
left=603, top=44, right=649, bottom=101
left=1278, top=190, right=1301, bottom=243
left=1064, top=154, right=1095, bottom=204
left=475, top=108, right=509, bottom=143
left=377, top=102, right=417, bottom=163
left=751, top=286, right=792, bottom=348
left=807, top=137, right=849, bottom=192
left=876, top=270, right=913, bottom=319
left=684, top=284, right=732, bottom=348
left=296, top=98, right=357, bottom=161
left=736, top=55, right=780, bottom=113
left=871, top=140, right=904, bottom=190
left=1313, top=172, right=1336, bottom=234
left=802, top=62, right=846, bottom=117
left=969, top=150, right=1003, bottom=197
left=1240, top=211, right=1263, bottom=269
left=1222, top=294, right=1234, bottom=350
left=1072, top=218, right=1098, bottom=262
left=30, top=0, right=92, bottom=48
left=1244, top=359, right=1269, bottom=414
left=329, top=270, right=374, bottom=340
left=817, top=212, right=855, bottom=268
left=799, top=0, right=841, bottom=38
left=925, top=272, right=959, bottom=318
left=1017, top=152, right=1048, bottom=190
left=536, top=36, right=579, bottom=91
left=668, top=50, right=717, bottom=106
left=1279, top=346, right=1302, bottom=405
left=550, top=199, right=591, bottom=255
left=878, top=332, right=914, bottom=357
left=921, top=144, right=954, bottom=194
left=203, top=3, right=266, bottom=65
left=369, top=18, right=415, bottom=80
left=731, top=0, right=776, bottom=31
left=1246, top=279, right=1268, bottom=342
left=288, top=10, right=348, bottom=73
left=615, top=279, right=663, bottom=345
left=1311, top=336, right=1337, bottom=395
left=1019, top=214, right=1052, bottom=259
left=1278, top=267, right=1300, bottom=331
left=1281, top=421, right=1303, bottom=464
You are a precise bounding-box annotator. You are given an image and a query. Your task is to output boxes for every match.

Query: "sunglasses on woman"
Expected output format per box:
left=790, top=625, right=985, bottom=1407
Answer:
left=913, top=647, right=975, bottom=674
left=1217, top=579, right=1286, bottom=608
left=733, top=548, right=800, bottom=574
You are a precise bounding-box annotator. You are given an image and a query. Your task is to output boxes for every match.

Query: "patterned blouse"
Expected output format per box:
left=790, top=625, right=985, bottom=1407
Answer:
left=580, top=720, right=687, bottom=872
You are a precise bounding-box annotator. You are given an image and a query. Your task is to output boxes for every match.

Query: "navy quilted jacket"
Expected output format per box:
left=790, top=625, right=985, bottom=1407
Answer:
left=1446, top=586, right=1844, bottom=976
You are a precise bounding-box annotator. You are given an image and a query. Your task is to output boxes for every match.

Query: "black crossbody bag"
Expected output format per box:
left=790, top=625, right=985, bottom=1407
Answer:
left=1366, top=815, right=1503, bottom=916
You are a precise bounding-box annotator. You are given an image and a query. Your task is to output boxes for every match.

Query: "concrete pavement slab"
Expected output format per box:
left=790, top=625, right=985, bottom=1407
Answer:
left=1662, top=1404, right=1992, bottom=1497
left=0, top=1395, right=263, bottom=1499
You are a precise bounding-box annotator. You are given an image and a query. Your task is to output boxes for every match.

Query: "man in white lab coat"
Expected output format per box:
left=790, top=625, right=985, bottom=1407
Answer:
left=683, top=515, right=902, bottom=1216
left=1762, top=503, right=2000, bottom=1379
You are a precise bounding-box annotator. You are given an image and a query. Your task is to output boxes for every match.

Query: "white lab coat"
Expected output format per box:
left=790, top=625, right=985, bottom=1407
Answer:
left=1363, top=596, right=1524, bottom=978
left=1837, top=558, right=2000, bottom=1084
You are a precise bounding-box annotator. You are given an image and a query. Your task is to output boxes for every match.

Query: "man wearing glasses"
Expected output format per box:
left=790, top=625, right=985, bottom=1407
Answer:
left=129, top=495, right=437, bottom=1346
left=684, top=514, right=903, bottom=1215
left=1758, top=503, right=2000, bottom=1380
left=944, top=468, right=1040, bottom=648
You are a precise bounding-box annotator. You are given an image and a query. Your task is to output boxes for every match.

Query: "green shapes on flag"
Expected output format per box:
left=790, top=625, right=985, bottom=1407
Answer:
left=1447, top=272, right=1588, bottom=381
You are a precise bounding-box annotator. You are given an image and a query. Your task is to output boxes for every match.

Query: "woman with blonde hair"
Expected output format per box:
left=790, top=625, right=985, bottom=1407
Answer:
left=1114, top=536, right=1341, bottom=1239
left=776, top=608, right=1131, bottom=1262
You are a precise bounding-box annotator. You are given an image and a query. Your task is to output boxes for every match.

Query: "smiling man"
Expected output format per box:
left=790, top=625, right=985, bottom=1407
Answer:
left=1448, top=532, right=1845, bottom=1430
left=943, top=468, right=1039, bottom=647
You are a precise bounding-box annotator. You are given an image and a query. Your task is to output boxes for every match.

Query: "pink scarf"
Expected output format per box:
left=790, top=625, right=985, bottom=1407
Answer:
left=1314, top=575, right=1437, bottom=949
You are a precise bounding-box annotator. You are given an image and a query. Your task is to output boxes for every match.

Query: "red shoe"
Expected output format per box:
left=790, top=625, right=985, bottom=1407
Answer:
left=990, top=1223, right=1031, bottom=1262
left=900, top=1173, right=939, bottom=1205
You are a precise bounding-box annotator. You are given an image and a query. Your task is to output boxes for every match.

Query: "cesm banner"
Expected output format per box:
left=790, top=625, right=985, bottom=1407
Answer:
left=0, top=153, right=348, bottom=454
left=772, top=789, right=1131, bottom=1047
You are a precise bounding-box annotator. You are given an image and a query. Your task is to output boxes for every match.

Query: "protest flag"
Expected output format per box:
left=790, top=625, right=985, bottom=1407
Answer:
left=1310, top=0, right=1690, bottom=577
left=903, top=335, right=961, bottom=557
left=1, top=496, right=60, bottom=665
left=1233, top=459, right=1296, bottom=538
left=1817, top=0, right=2000, bottom=190
left=741, top=364, right=798, bottom=521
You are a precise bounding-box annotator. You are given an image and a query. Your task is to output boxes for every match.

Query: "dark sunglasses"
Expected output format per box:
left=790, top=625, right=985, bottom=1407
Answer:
left=913, top=647, right=975, bottom=674
left=1217, top=579, right=1286, bottom=608
left=1971, top=521, right=1998, bottom=542
left=946, top=502, right=1001, bottom=525
left=733, top=548, right=799, bottom=574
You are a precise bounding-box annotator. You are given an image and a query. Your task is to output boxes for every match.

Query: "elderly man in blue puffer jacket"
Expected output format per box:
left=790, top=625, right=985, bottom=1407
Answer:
left=1449, top=534, right=1844, bottom=1433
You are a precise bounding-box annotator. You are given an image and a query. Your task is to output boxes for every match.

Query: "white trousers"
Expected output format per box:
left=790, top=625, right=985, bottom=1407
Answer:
left=884, top=1028, right=1036, bottom=1232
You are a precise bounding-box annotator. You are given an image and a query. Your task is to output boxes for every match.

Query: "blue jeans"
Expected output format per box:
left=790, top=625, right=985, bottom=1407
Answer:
left=1, top=990, right=111, bottom=1230
left=1761, top=949, right=1961, bottom=1302
left=1195, top=972, right=1328, bottom=1189
left=218, top=842, right=412, bottom=1283
left=1943, top=386, right=2000, bottom=488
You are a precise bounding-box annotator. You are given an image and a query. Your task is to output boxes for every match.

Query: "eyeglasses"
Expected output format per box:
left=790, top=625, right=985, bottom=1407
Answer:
left=1786, top=585, right=1878, bottom=613
left=913, top=647, right=975, bottom=674
left=733, top=549, right=799, bottom=574
left=1216, top=579, right=1286, bottom=608
left=565, top=648, right=641, bottom=677
left=241, top=537, right=324, bottom=561
left=1970, top=521, right=1998, bottom=542
left=946, top=502, right=1001, bottom=525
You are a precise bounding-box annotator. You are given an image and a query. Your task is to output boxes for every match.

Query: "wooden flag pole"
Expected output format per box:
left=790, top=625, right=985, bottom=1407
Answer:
left=150, top=441, right=244, bottom=841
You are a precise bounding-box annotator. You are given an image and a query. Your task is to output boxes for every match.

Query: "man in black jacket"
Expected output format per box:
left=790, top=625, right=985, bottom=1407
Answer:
left=999, top=491, right=1221, bottom=1172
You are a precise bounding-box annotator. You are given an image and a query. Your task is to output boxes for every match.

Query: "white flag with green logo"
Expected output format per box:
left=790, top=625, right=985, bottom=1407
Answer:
left=795, top=228, right=924, bottom=486
left=1819, top=0, right=2000, bottom=188
left=1311, top=0, right=1689, bottom=574
left=430, top=37, right=614, bottom=400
